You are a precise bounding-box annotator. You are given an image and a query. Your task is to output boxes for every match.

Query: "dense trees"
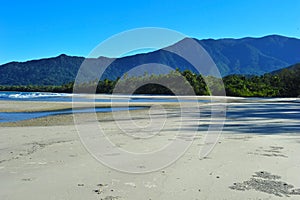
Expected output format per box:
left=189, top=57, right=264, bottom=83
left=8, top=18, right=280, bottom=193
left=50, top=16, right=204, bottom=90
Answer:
left=223, top=75, right=280, bottom=97
left=222, top=64, right=300, bottom=97
left=0, top=64, right=299, bottom=97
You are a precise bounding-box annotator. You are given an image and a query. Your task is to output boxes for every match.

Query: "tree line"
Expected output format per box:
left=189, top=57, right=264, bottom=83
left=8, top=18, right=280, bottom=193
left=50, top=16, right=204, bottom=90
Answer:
left=0, top=65, right=299, bottom=97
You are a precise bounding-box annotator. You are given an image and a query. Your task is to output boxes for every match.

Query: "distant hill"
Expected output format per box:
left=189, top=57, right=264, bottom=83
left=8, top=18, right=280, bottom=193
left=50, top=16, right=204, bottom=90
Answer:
left=0, top=35, right=299, bottom=86
left=270, top=63, right=300, bottom=75
left=269, top=63, right=300, bottom=96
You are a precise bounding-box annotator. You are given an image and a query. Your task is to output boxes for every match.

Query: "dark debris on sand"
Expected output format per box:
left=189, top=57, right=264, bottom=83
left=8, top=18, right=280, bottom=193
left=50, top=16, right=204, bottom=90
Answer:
left=100, top=196, right=120, bottom=200
left=229, top=171, right=300, bottom=197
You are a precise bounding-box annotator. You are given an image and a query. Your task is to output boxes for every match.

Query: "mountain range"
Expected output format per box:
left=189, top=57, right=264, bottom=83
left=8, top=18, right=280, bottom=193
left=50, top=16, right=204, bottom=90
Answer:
left=0, top=35, right=299, bottom=86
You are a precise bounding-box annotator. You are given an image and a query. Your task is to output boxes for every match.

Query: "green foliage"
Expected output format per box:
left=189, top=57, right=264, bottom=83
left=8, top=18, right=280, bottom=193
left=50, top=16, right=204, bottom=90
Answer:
left=0, top=64, right=299, bottom=97
left=222, top=64, right=300, bottom=97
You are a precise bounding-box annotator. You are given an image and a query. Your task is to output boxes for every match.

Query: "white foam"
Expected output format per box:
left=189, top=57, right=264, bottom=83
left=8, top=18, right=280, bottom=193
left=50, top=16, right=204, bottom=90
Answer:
left=4, top=92, right=73, bottom=99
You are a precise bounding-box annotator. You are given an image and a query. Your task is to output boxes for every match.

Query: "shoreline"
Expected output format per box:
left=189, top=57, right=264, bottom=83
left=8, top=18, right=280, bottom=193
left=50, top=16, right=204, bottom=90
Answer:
left=0, top=94, right=298, bottom=112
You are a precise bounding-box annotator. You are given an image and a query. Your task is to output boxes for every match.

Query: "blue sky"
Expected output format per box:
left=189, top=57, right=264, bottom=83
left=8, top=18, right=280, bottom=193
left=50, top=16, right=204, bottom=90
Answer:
left=0, top=0, right=299, bottom=64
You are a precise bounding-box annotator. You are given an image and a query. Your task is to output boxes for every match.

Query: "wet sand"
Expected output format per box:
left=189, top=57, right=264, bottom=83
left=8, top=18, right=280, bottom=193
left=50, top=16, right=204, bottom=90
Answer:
left=0, top=97, right=299, bottom=199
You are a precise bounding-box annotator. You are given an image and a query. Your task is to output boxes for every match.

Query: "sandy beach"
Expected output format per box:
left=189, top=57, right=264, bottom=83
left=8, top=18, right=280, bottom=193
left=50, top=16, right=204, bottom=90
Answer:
left=0, top=97, right=300, bottom=200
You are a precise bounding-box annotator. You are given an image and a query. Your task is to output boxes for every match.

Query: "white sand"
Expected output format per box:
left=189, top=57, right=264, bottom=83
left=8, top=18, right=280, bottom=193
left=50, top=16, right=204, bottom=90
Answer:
left=0, top=98, right=299, bottom=200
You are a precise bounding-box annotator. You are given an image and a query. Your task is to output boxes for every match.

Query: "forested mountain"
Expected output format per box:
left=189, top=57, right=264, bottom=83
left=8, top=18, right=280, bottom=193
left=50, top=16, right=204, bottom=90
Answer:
left=0, top=35, right=299, bottom=86
left=198, top=35, right=300, bottom=75
left=0, top=54, right=84, bottom=85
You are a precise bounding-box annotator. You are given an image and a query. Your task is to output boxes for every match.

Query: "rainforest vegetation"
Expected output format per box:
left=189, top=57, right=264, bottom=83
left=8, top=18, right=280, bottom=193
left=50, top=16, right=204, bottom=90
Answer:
left=0, top=63, right=299, bottom=97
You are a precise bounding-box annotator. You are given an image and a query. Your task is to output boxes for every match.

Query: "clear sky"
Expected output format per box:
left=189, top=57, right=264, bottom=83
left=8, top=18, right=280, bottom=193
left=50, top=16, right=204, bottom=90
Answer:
left=1, top=0, right=299, bottom=64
